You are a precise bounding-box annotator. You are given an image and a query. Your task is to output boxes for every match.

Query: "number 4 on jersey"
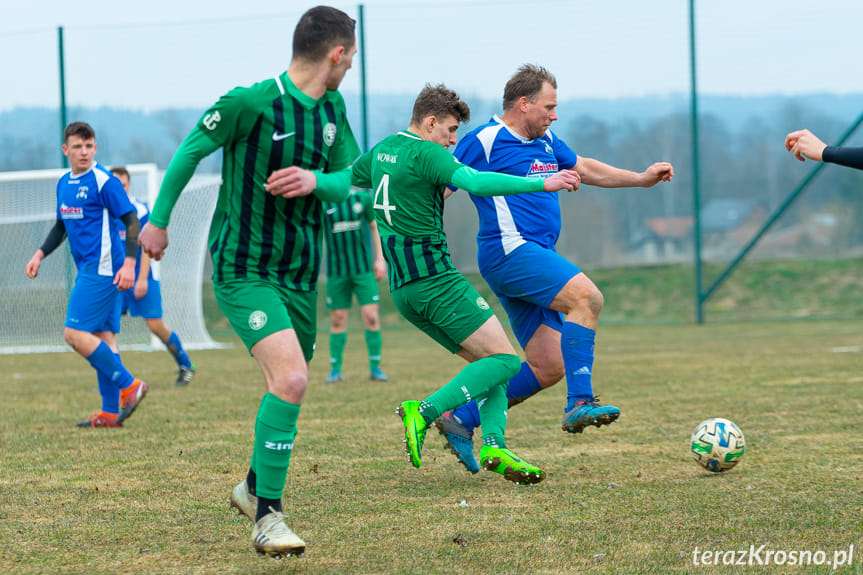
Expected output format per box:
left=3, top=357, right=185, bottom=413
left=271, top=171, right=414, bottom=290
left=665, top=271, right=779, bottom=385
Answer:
left=373, top=173, right=397, bottom=225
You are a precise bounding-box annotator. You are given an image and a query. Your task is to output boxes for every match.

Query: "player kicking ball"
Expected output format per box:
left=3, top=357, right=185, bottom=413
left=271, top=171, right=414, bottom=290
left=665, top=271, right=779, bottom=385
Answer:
left=350, top=84, right=580, bottom=484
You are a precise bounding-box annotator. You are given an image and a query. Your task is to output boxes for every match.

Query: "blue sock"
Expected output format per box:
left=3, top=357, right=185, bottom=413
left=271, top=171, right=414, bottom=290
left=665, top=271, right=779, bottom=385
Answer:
left=448, top=362, right=543, bottom=432
left=167, top=331, right=192, bottom=369
left=562, top=322, right=595, bottom=410
left=86, top=342, right=135, bottom=389
left=97, top=371, right=120, bottom=415
left=506, top=361, right=543, bottom=404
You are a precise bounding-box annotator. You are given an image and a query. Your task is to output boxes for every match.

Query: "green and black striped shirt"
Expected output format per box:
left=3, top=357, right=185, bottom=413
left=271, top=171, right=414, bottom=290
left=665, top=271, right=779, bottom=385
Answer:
left=351, top=131, right=460, bottom=291
left=322, top=189, right=375, bottom=277
left=152, top=71, right=360, bottom=291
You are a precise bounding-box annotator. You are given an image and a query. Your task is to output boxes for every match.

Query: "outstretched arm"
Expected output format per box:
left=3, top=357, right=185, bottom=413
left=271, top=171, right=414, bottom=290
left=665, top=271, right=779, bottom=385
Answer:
left=265, top=166, right=352, bottom=203
left=786, top=128, right=863, bottom=170
left=785, top=129, right=827, bottom=162
left=450, top=166, right=580, bottom=196
left=575, top=157, right=673, bottom=188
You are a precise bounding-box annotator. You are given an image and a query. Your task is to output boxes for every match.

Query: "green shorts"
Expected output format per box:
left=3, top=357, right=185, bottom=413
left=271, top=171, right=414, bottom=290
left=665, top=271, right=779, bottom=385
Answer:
left=213, top=278, right=317, bottom=360
left=392, top=269, right=494, bottom=354
left=326, top=272, right=380, bottom=309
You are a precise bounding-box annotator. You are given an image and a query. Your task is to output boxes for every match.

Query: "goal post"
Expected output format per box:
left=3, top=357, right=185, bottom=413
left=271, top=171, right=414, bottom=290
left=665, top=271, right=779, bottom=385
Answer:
left=0, top=164, right=225, bottom=354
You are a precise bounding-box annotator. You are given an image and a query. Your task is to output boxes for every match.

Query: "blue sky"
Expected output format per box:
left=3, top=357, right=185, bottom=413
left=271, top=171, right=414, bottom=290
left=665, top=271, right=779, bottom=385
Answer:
left=2, top=0, right=862, bottom=111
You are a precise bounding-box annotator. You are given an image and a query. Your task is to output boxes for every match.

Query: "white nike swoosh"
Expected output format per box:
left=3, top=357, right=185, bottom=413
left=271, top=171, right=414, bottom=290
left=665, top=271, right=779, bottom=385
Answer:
left=272, top=131, right=296, bottom=141
left=326, top=208, right=337, bottom=214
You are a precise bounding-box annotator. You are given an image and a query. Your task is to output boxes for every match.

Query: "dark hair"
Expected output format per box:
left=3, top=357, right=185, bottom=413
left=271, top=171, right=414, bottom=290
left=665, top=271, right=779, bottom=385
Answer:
left=410, top=84, right=470, bottom=126
left=293, top=6, right=356, bottom=62
left=110, top=166, right=130, bottom=180
left=64, top=121, right=95, bottom=142
left=502, top=64, right=557, bottom=111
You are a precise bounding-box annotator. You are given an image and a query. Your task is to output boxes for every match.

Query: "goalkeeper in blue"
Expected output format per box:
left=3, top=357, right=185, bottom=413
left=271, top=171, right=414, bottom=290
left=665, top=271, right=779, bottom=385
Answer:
left=437, top=65, right=674, bottom=473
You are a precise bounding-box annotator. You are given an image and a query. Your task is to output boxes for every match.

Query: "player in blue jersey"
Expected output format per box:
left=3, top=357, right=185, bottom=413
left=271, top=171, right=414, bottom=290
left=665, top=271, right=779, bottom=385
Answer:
left=111, top=166, right=196, bottom=387
left=438, top=65, right=674, bottom=473
left=25, top=122, right=149, bottom=428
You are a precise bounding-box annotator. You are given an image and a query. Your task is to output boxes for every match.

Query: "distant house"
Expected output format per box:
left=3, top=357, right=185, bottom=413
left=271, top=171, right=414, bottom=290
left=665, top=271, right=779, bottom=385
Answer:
left=631, top=216, right=693, bottom=263
left=700, top=198, right=767, bottom=258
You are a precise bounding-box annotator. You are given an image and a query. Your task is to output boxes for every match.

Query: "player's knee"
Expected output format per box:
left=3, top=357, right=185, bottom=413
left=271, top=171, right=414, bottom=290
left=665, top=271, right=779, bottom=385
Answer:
left=269, top=371, right=308, bottom=401
left=531, top=358, right=564, bottom=387
left=492, top=353, right=521, bottom=380
left=62, top=328, right=77, bottom=348
left=362, top=313, right=379, bottom=330
left=586, top=288, right=604, bottom=317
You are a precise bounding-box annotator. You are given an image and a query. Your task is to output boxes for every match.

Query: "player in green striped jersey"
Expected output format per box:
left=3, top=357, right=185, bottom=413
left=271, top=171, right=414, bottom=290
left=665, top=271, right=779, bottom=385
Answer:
left=321, top=188, right=388, bottom=383
left=350, top=84, right=580, bottom=484
left=139, top=6, right=360, bottom=559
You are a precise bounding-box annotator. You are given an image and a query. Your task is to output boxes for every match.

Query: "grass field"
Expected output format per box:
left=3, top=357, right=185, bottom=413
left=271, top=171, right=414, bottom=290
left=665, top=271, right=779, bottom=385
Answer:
left=1, top=316, right=861, bottom=574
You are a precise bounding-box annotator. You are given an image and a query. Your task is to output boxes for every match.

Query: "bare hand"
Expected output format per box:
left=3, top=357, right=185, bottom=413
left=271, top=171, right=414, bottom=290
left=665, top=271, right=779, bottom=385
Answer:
left=785, top=129, right=826, bottom=162
left=114, top=259, right=136, bottom=291
left=642, top=162, right=674, bottom=187
left=265, top=166, right=318, bottom=198
left=134, top=278, right=148, bottom=300
left=544, top=169, right=581, bottom=192
left=25, top=251, right=43, bottom=279
left=139, top=222, right=168, bottom=260
left=373, top=257, right=387, bottom=282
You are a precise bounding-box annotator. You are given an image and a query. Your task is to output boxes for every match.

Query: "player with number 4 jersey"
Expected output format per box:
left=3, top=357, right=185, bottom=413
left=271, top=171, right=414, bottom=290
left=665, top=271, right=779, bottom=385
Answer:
left=351, top=83, right=579, bottom=484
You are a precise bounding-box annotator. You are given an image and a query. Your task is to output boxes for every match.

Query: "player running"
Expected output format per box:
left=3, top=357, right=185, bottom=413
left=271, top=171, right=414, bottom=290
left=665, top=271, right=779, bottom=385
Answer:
left=350, top=83, right=580, bottom=485
left=139, top=6, right=359, bottom=559
left=438, top=64, right=674, bottom=473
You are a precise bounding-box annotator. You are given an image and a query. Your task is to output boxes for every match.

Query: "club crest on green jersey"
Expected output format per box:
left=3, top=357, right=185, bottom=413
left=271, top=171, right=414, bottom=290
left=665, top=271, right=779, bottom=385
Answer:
left=323, top=123, right=337, bottom=147
left=248, top=310, right=268, bottom=330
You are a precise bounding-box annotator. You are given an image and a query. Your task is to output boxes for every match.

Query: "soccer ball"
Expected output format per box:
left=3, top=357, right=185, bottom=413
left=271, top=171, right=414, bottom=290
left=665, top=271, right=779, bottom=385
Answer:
left=690, top=417, right=745, bottom=472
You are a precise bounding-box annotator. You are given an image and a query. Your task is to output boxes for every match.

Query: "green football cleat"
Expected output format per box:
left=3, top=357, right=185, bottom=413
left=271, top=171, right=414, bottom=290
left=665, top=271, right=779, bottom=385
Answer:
left=479, top=445, right=546, bottom=485
left=396, top=400, right=428, bottom=468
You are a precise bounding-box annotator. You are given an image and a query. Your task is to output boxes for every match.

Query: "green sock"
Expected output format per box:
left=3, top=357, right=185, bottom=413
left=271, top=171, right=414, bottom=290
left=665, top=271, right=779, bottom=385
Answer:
left=478, top=383, right=508, bottom=447
left=365, top=329, right=382, bottom=371
left=253, top=393, right=301, bottom=500
left=420, top=353, right=520, bottom=423
left=329, top=332, right=347, bottom=373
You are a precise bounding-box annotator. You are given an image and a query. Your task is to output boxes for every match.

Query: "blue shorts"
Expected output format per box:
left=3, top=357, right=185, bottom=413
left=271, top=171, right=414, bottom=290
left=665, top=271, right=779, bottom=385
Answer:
left=479, top=241, right=581, bottom=348
left=121, top=278, right=164, bottom=319
left=65, top=271, right=123, bottom=334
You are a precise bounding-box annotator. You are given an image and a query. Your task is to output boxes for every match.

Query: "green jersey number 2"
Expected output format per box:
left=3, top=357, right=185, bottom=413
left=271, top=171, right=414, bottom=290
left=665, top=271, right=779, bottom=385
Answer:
left=373, top=173, right=397, bottom=225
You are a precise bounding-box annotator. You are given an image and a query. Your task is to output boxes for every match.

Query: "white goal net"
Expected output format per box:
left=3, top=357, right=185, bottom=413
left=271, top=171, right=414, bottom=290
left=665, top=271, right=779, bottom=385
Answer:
left=0, top=163, right=224, bottom=354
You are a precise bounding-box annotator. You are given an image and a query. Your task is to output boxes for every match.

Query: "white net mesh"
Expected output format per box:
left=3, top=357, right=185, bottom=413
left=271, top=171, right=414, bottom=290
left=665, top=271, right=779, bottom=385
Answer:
left=0, top=165, right=223, bottom=354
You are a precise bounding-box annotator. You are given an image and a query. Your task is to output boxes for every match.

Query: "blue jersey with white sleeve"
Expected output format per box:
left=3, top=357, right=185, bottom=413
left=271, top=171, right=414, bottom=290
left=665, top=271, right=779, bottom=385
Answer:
left=453, top=115, right=578, bottom=263
left=56, top=163, right=134, bottom=276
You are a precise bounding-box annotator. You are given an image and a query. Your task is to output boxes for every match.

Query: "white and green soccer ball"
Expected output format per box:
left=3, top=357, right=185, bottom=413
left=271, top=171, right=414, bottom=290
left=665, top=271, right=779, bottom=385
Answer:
left=690, top=417, right=745, bottom=472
